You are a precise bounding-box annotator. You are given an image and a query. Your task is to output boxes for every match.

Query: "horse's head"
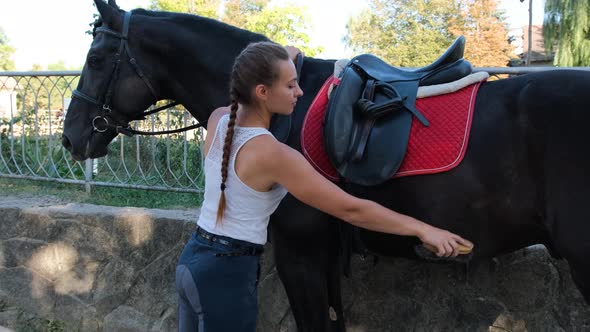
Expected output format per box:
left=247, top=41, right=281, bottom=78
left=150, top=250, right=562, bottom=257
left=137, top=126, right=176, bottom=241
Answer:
left=63, top=0, right=306, bottom=160
left=62, top=0, right=166, bottom=160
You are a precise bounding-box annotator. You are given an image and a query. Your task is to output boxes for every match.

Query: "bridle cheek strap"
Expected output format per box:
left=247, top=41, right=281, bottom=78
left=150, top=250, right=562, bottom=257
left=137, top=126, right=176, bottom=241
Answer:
left=71, top=11, right=203, bottom=136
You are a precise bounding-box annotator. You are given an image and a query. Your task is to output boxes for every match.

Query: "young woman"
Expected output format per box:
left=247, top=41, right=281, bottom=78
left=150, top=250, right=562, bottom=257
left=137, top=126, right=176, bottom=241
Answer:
left=176, top=41, right=473, bottom=331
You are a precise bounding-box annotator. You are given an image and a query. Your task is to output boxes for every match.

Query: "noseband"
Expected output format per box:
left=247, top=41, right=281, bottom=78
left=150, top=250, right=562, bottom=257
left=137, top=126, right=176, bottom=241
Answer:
left=72, top=11, right=204, bottom=136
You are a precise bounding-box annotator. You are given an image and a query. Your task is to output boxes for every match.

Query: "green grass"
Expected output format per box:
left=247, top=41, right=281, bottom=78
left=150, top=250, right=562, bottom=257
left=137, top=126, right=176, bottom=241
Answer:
left=0, top=177, right=202, bottom=209
left=14, top=306, right=69, bottom=332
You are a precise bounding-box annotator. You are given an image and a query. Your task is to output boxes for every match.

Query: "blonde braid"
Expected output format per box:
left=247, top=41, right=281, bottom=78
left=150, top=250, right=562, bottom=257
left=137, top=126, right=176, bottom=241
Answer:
left=216, top=100, right=239, bottom=224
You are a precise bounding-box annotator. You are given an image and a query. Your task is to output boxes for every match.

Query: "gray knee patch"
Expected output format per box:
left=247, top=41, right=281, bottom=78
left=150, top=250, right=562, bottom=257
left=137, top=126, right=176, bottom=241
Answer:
left=176, top=265, right=204, bottom=330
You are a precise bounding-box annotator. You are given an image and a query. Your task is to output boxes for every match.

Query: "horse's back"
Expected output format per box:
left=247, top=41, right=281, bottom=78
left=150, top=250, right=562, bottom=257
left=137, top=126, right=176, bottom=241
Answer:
left=353, top=70, right=590, bottom=258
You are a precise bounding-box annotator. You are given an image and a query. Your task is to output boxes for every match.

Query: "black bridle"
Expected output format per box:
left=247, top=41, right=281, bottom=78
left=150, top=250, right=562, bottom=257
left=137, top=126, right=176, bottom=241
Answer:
left=72, top=11, right=205, bottom=136
left=72, top=10, right=305, bottom=137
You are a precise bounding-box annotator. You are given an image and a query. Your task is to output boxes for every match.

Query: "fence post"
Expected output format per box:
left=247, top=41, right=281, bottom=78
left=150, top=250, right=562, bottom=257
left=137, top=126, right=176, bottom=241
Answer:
left=85, top=158, right=93, bottom=194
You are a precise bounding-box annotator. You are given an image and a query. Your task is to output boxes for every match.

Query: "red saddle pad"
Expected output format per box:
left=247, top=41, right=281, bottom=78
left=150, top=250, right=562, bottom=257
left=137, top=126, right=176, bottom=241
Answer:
left=301, top=76, right=483, bottom=182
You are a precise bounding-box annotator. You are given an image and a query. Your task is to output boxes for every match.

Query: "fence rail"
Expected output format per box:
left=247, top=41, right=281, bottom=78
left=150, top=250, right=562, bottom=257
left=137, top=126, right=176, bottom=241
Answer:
left=1, top=71, right=205, bottom=193
left=1, top=67, right=589, bottom=193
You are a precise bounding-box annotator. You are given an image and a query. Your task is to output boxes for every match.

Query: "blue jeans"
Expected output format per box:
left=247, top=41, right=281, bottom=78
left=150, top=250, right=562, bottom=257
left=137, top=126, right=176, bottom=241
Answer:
left=176, top=227, right=263, bottom=332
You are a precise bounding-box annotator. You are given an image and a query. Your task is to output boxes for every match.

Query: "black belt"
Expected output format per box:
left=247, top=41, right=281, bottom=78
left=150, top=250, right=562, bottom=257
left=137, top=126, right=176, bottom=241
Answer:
left=195, top=226, right=264, bottom=257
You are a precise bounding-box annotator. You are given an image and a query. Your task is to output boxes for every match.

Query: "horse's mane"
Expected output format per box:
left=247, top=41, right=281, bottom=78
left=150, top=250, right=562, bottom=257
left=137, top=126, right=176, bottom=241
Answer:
left=92, top=7, right=268, bottom=43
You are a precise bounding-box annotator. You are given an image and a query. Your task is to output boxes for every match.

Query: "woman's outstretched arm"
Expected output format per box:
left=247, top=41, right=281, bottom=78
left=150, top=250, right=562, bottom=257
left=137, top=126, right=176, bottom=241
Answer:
left=260, top=137, right=473, bottom=257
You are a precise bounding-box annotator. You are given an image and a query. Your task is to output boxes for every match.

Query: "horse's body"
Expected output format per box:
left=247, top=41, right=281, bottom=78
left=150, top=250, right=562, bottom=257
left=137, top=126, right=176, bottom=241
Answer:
left=62, top=2, right=590, bottom=331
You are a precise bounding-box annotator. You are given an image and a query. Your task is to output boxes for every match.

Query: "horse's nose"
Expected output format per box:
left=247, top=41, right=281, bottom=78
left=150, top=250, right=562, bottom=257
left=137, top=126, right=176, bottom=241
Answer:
left=62, top=135, right=72, bottom=152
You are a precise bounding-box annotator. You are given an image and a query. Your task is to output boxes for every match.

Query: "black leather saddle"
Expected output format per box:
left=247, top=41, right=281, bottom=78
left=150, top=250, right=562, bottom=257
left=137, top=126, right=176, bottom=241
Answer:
left=324, top=36, right=472, bottom=186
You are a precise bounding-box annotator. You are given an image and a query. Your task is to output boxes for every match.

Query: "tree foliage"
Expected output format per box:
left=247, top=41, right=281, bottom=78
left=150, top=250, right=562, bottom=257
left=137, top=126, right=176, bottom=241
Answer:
left=0, top=27, right=15, bottom=71
left=150, top=0, right=322, bottom=56
left=223, top=0, right=269, bottom=27
left=149, top=0, right=221, bottom=17
left=448, top=0, right=513, bottom=67
left=237, top=4, right=321, bottom=56
left=345, top=0, right=462, bottom=67
left=345, top=0, right=513, bottom=67
left=543, top=0, right=590, bottom=66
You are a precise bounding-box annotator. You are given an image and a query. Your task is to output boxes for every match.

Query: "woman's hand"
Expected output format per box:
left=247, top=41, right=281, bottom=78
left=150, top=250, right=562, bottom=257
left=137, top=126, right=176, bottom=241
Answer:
left=284, top=45, right=303, bottom=62
left=418, top=226, right=473, bottom=257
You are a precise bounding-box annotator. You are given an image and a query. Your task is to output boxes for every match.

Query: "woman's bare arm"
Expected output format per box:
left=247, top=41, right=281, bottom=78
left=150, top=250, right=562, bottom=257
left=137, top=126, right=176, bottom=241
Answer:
left=261, top=138, right=473, bottom=256
left=203, top=107, right=230, bottom=157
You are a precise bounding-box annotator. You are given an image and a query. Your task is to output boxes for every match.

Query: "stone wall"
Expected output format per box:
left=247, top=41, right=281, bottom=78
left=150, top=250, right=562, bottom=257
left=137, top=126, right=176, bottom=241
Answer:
left=0, top=196, right=588, bottom=331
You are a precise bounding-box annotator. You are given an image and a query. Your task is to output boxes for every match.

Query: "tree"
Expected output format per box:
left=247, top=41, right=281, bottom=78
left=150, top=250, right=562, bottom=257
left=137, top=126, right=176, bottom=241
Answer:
left=0, top=27, right=15, bottom=71
left=47, top=61, right=68, bottom=71
left=345, top=0, right=514, bottom=67
left=544, top=0, right=590, bottom=66
left=228, top=2, right=323, bottom=56
left=149, top=0, right=221, bottom=18
left=223, top=0, right=269, bottom=27
left=150, top=0, right=323, bottom=56
left=448, top=0, right=514, bottom=67
left=345, top=0, right=463, bottom=67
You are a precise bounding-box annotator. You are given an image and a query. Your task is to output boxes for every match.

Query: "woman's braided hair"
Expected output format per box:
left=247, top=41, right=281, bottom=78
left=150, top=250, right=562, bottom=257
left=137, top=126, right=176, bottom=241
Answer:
left=216, top=41, right=290, bottom=224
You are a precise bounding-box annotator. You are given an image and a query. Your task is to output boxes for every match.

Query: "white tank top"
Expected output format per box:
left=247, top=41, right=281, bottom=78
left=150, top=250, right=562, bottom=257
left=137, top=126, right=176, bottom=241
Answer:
left=197, top=114, right=288, bottom=245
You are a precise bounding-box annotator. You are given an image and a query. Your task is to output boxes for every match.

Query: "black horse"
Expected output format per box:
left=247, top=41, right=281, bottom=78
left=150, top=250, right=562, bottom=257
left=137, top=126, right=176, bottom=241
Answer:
left=62, top=1, right=590, bottom=330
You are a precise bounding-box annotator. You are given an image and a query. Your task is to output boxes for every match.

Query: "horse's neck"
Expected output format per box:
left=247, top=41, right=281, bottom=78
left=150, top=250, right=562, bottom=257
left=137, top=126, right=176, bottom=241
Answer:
left=142, top=12, right=267, bottom=121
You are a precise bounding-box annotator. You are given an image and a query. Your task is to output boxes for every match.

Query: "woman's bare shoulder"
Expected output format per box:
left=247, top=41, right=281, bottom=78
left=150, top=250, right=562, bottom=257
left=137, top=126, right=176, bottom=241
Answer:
left=207, top=106, right=231, bottom=132
left=245, top=135, right=296, bottom=169
left=243, top=134, right=281, bottom=154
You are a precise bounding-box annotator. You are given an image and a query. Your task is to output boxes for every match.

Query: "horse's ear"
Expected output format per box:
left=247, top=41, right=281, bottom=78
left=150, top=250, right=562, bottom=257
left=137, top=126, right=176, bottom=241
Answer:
left=94, top=0, right=122, bottom=31
left=108, top=0, right=120, bottom=10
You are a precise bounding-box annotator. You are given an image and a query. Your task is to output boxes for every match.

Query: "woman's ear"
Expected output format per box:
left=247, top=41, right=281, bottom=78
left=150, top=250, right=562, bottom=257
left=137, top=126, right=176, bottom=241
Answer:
left=254, top=84, right=268, bottom=101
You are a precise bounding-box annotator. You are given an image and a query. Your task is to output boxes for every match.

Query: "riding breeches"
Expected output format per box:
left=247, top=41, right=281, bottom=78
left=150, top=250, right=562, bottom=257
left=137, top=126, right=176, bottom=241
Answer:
left=175, top=228, right=262, bottom=332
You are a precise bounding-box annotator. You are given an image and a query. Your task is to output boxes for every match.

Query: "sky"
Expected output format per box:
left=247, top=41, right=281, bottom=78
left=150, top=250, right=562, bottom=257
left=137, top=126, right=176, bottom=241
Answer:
left=0, top=0, right=545, bottom=71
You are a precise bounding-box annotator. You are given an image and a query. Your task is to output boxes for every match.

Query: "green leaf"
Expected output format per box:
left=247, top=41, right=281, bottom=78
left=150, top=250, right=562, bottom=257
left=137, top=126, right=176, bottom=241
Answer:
left=544, top=0, right=590, bottom=66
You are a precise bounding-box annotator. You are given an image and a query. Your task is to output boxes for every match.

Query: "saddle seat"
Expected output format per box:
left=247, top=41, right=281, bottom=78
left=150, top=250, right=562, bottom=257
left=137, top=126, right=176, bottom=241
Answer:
left=324, top=36, right=473, bottom=186
left=352, top=35, right=469, bottom=84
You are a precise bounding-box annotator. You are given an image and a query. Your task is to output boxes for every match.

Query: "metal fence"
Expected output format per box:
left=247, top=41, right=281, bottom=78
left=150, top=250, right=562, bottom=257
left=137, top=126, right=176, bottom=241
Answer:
left=0, top=71, right=205, bottom=193
left=1, top=67, right=589, bottom=193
